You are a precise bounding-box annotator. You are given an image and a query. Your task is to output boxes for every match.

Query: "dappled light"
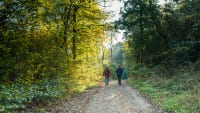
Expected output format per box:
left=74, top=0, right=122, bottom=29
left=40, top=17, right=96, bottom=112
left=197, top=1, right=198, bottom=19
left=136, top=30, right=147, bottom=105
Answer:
left=0, top=0, right=200, bottom=112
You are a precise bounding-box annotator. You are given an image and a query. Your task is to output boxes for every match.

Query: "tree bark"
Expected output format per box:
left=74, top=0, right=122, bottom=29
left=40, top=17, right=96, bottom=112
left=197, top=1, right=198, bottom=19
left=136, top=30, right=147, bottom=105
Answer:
left=72, top=6, right=78, bottom=60
left=62, top=4, right=73, bottom=48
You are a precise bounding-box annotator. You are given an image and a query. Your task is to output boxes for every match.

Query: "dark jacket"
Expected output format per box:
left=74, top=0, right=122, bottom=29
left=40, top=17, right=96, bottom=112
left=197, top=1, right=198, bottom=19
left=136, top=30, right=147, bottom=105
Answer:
left=116, top=67, right=123, bottom=76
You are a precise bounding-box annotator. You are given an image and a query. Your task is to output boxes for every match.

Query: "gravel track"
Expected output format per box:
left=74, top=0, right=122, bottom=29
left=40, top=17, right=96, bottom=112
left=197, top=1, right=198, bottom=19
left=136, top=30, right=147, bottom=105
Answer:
left=47, top=80, right=166, bottom=113
left=84, top=80, right=165, bottom=113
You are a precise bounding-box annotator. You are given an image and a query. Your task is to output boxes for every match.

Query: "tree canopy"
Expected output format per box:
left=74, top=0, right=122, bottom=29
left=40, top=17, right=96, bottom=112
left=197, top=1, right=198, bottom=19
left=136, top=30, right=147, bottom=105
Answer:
left=117, top=0, right=200, bottom=67
left=0, top=0, right=110, bottom=112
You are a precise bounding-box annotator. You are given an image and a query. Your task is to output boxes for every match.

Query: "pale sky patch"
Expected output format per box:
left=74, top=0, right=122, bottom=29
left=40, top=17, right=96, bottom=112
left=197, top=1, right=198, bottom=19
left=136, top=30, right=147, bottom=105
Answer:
left=100, top=0, right=167, bottom=44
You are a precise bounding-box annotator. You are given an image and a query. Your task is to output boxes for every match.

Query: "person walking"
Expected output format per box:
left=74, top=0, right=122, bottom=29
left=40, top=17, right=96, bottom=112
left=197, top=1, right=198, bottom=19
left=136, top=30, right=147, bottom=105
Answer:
left=103, top=67, right=112, bottom=85
left=116, top=65, right=123, bottom=85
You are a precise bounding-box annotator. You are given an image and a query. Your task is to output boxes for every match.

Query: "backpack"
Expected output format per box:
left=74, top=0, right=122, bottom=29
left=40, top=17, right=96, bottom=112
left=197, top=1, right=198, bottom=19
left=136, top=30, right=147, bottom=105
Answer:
left=105, top=69, right=110, bottom=78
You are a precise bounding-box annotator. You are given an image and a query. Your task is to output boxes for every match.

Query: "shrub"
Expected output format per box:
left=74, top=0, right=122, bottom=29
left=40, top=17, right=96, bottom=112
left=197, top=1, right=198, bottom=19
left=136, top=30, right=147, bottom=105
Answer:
left=0, top=80, right=62, bottom=112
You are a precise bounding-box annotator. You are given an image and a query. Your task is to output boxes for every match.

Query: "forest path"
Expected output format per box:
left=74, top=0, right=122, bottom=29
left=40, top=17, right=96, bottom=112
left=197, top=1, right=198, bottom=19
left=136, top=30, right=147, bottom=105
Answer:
left=47, top=80, right=165, bottom=113
left=83, top=80, right=164, bottom=113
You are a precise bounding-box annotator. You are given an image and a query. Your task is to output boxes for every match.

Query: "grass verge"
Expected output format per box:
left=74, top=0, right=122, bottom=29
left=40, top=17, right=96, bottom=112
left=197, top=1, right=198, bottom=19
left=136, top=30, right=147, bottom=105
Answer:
left=128, top=75, right=200, bottom=113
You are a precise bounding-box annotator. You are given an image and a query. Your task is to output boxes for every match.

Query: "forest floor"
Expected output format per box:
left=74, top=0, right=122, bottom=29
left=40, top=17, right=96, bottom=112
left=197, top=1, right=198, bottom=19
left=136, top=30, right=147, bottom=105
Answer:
left=46, top=80, right=167, bottom=113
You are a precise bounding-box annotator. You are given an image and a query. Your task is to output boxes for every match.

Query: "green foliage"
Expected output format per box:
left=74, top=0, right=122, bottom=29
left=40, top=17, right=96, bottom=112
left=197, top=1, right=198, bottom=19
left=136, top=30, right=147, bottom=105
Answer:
left=117, top=0, right=200, bottom=67
left=128, top=65, right=200, bottom=113
left=0, top=80, right=62, bottom=112
left=0, top=77, right=99, bottom=112
left=131, top=64, right=151, bottom=78
left=193, top=58, right=200, bottom=71
left=0, top=0, right=105, bottom=112
left=118, top=0, right=200, bottom=112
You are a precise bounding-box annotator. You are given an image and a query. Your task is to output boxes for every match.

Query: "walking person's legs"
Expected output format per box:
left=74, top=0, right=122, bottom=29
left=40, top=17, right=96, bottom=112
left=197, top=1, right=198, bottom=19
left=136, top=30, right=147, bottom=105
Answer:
left=119, top=75, right=121, bottom=85
left=117, top=75, right=121, bottom=85
left=105, top=77, right=109, bottom=85
left=119, top=77, right=121, bottom=85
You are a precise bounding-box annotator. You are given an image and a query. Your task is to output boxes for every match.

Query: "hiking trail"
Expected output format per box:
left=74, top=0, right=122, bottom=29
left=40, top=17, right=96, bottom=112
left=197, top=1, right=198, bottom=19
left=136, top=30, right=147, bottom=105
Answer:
left=47, top=80, right=166, bottom=113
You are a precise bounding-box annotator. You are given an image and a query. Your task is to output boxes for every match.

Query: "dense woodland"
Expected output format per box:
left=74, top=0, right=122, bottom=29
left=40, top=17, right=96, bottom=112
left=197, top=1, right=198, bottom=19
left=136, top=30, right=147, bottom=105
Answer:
left=116, top=0, right=200, bottom=112
left=0, top=0, right=200, bottom=112
left=0, top=0, right=109, bottom=112
left=117, top=0, right=200, bottom=67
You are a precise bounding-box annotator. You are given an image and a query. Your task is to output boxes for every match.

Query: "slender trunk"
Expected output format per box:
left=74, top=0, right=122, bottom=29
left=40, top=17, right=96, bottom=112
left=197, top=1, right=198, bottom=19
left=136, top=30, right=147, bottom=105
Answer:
left=72, top=6, right=77, bottom=60
left=148, top=0, right=169, bottom=50
left=72, top=29, right=76, bottom=60
left=102, top=40, right=104, bottom=65
left=139, top=3, right=144, bottom=64
left=62, top=6, right=72, bottom=48
left=152, top=19, right=169, bottom=50
left=110, top=32, right=113, bottom=62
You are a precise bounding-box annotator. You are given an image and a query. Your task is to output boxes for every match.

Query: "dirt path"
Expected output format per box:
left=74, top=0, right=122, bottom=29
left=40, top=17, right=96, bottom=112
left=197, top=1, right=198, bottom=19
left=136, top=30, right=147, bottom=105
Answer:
left=83, top=80, right=164, bottom=113
left=47, top=80, right=165, bottom=113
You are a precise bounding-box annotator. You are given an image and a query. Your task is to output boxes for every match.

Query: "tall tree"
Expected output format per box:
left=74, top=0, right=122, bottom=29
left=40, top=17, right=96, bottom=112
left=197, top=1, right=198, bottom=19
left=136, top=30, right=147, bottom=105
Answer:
left=117, top=0, right=200, bottom=68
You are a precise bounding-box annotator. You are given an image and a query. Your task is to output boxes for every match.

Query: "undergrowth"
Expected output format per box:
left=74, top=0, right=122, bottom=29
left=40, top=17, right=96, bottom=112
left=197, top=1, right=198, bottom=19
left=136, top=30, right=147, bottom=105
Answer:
left=0, top=79, right=98, bottom=112
left=128, top=65, right=200, bottom=113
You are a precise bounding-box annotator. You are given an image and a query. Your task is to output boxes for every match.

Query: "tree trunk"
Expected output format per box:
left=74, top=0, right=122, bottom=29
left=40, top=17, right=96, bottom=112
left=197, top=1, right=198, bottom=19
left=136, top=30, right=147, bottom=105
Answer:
left=152, top=19, right=169, bottom=50
left=62, top=4, right=72, bottom=48
left=139, top=3, right=144, bottom=64
left=72, top=6, right=77, bottom=60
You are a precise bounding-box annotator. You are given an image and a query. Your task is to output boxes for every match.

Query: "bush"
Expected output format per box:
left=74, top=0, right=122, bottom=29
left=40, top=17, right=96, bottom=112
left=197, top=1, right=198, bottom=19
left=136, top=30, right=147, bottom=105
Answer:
left=0, top=80, right=62, bottom=112
left=131, top=65, right=152, bottom=78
